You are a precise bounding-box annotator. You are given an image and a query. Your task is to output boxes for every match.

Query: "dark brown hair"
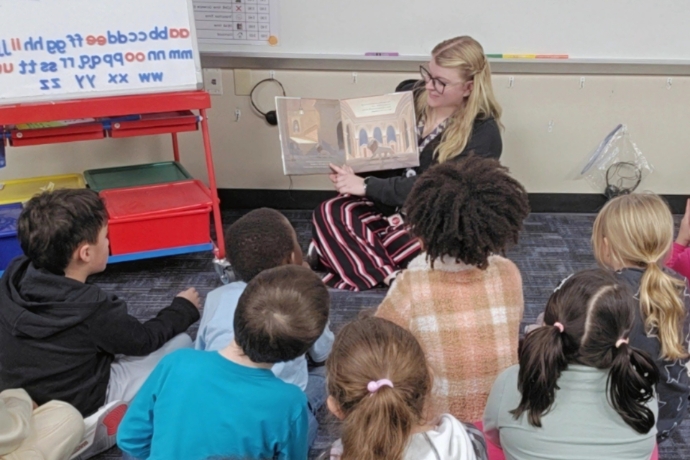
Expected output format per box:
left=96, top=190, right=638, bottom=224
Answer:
left=326, top=317, right=431, bottom=460
left=17, top=188, right=107, bottom=275
left=512, top=269, right=659, bottom=433
left=234, top=265, right=329, bottom=363
left=405, top=156, right=529, bottom=269
left=226, top=208, right=297, bottom=282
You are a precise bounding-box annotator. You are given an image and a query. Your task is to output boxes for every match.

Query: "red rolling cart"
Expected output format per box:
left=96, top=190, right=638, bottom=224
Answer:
left=0, top=91, right=228, bottom=278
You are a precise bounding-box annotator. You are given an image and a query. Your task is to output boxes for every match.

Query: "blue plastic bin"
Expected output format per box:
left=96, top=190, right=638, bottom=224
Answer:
left=0, top=203, right=23, bottom=270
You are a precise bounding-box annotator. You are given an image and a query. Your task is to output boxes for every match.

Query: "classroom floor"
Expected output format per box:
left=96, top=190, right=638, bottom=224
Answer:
left=91, top=210, right=690, bottom=460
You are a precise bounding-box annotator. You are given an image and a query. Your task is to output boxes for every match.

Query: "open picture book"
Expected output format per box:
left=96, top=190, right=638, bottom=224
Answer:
left=276, top=92, right=419, bottom=175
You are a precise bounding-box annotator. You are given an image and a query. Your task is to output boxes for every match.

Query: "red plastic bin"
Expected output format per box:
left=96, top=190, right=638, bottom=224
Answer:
left=101, top=180, right=212, bottom=255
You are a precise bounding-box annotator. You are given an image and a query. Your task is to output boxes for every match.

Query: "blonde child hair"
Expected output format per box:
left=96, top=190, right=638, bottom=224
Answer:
left=416, top=36, right=503, bottom=163
left=326, top=317, right=431, bottom=460
left=592, top=193, right=687, bottom=360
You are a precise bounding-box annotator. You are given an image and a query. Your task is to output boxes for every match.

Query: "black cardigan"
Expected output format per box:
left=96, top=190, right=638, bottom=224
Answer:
left=365, top=115, right=502, bottom=209
left=364, top=78, right=503, bottom=210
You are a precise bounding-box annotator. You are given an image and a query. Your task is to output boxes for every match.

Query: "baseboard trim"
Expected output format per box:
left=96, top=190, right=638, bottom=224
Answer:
left=528, top=194, right=608, bottom=213
left=218, top=189, right=688, bottom=214
left=218, top=189, right=338, bottom=211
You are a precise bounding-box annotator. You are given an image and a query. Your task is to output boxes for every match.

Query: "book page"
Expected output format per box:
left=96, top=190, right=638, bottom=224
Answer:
left=340, top=92, right=419, bottom=174
left=276, top=97, right=345, bottom=175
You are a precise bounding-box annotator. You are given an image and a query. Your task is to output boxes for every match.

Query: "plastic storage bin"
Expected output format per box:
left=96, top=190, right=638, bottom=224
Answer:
left=0, top=203, right=23, bottom=270
left=101, top=180, right=212, bottom=255
left=0, top=174, right=85, bottom=205
left=84, top=161, right=193, bottom=192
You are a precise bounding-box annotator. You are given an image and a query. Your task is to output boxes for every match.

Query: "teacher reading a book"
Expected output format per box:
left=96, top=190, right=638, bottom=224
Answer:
left=310, top=36, right=503, bottom=291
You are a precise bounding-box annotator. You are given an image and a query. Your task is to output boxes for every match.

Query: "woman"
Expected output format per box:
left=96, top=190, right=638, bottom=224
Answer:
left=311, top=36, right=503, bottom=291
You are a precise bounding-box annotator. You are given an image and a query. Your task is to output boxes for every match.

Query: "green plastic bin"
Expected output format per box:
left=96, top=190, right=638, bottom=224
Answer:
left=83, top=162, right=193, bottom=192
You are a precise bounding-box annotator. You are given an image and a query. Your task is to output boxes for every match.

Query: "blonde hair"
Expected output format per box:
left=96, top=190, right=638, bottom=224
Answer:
left=592, top=193, right=687, bottom=360
left=326, top=317, right=431, bottom=460
left=416, top=36, right=503, bottom=163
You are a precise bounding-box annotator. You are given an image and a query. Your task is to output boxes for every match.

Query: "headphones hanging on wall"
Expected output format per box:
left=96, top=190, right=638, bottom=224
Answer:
left=604, top=161, right=642, bottom=199
left=250, top=78, right=286, bottom=126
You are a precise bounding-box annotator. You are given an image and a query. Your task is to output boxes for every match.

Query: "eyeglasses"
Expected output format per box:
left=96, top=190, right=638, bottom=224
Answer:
left=419, top=65, right=464, bottom=95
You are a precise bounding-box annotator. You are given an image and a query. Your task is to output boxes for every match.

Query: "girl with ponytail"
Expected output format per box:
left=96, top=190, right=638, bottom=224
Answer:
left=484, top=269, right=659, bottom=460
left=324, top=316, right=487, bottom=460
left=592, top=193, right=690, bottom=441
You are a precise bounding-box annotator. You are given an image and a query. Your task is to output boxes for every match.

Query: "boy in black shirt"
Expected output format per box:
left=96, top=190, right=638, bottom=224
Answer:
left=0, top=189, right=201, bottom=457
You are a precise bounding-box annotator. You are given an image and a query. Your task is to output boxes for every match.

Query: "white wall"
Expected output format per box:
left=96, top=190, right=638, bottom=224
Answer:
left=2, top=69, right=690, bottom=195
left=198, top=0, right=690, bottom=60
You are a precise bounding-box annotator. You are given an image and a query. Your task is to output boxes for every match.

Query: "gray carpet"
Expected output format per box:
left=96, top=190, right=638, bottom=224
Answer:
left=90, top=210, right=689, bottom=460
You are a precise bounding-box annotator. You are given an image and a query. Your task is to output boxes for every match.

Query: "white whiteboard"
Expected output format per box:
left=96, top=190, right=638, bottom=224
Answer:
left=0, top=0, right=202, bottom=106
left=197, top=0, right=690, bottom=61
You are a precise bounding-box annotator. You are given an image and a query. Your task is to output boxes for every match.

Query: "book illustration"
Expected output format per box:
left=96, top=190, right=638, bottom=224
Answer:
left=277, top=92, right=419, bottom=175
left=277, top=98, right=345, bottom=175
left=340, top=93, right=418, bottom=173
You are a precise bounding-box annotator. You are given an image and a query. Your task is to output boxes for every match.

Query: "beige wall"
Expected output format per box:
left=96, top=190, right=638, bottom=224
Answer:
left=2, top=69, right=690, bottom=195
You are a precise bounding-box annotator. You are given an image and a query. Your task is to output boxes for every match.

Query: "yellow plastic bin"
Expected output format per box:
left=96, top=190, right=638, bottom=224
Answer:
left=0, top=174, right=86, bottom=205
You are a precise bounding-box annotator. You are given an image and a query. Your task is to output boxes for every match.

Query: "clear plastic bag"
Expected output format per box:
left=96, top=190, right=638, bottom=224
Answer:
left=579, top=124, right=653, bottom=198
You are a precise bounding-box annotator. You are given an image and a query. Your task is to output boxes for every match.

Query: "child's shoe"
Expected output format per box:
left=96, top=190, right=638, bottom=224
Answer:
left=71, top=400, right=129, bottom=459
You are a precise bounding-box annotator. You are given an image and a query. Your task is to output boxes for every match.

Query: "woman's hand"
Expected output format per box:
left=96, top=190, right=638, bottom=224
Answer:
left=329, top=164, right=366, bottom=196
left=677, top=198, right=690, bottom=247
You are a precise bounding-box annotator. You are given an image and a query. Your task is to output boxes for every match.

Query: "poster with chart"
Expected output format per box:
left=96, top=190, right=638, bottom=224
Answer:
left=193, top=0, right=280, bottom=47
left=0, top=0, right=202, bottom=105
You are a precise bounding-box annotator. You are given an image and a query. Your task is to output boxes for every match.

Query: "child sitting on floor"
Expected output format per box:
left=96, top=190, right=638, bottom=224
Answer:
left=666, top=197, right=690, bottom=280
left=376, top=156, right=529, bottom=422
left=0, top=388, right=84, bottom=460
left=484, top=269, right=659, bottom=460
left=325, top=316, right=488, bottom=460
left=592, top=193, right=690, bottom=441
left=0, top=189, right=201, bottom=457
left=195, top=207, right=334, bottom=446
left=118, top=265, right=330, bottom=460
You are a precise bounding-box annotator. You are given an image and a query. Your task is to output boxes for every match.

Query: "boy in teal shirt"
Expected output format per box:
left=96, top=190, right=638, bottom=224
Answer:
left=195, top=208, right=334, bottom=447
left=117, top=265, right=330, bottom=460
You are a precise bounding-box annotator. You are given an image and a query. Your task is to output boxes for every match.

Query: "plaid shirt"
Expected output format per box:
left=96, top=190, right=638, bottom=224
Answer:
left=376, top=253, right=524, bottom=422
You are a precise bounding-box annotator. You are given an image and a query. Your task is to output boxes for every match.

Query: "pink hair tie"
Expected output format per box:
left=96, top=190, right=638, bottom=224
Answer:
left=616, top=338, right=629, bottom=348
left=367, top=379, right=394, bottom=394
left=553, top=322, right=564, bottom=333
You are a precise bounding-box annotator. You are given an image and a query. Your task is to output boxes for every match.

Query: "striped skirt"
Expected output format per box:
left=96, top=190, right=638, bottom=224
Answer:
left=311, top=195, right=421, bottom=291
